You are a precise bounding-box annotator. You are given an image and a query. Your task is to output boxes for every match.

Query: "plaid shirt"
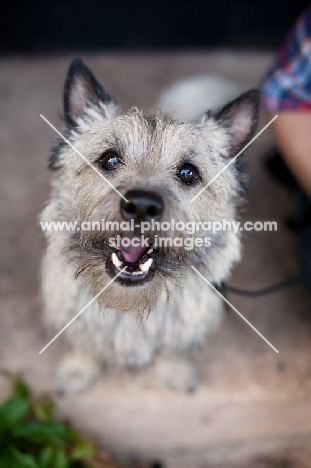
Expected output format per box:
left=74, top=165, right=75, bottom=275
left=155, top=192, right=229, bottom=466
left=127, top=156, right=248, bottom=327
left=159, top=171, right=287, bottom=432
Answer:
left=261, top=5, right=311, bottom=111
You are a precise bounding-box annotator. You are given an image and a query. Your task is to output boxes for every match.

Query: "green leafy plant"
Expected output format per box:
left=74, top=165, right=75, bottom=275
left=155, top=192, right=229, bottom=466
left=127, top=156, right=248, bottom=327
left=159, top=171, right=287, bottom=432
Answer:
left=0, top=370, right=117, bottom=468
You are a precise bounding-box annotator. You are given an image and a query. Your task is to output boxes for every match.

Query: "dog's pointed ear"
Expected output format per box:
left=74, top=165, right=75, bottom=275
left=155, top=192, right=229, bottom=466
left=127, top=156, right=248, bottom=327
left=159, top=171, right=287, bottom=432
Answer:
left=204, top=89, right=260, bottom=158
left=63, top=58, right=119, bottom=128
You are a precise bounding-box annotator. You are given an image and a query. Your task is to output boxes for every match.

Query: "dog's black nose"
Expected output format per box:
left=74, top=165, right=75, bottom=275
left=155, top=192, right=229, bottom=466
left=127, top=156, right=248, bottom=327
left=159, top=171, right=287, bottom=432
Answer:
left=121, top=190, right=164, bottom=222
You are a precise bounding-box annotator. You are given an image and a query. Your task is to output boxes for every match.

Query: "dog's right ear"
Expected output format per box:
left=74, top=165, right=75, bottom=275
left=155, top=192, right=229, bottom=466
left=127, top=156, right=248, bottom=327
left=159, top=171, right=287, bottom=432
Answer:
left=63, top=59, right=119, bottom=128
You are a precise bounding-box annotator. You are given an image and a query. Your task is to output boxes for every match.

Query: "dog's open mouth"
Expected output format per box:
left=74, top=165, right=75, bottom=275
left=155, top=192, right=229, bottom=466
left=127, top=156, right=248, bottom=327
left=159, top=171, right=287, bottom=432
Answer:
left=107, top=239, right=156, bottom=285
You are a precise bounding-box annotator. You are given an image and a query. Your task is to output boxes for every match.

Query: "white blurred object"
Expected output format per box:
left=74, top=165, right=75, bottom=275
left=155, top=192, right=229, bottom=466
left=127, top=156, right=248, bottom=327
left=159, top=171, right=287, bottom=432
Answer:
left=158, top=75, right=242, bottom=122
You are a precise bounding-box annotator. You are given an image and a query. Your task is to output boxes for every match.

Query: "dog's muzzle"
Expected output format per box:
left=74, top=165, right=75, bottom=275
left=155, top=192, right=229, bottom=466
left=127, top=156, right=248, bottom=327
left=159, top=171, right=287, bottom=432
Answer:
left=106, top=190, right=164, bottom=285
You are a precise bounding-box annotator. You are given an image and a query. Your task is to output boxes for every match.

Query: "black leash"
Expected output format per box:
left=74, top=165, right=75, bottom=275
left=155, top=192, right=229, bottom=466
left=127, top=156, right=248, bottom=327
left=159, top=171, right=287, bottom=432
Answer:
left=216, top=274, right=303, bottom=298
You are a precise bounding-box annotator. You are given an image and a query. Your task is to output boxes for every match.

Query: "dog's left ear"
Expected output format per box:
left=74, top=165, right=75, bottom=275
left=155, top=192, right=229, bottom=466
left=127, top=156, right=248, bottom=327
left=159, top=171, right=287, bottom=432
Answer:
left=207, top=89, right=260, bottom=158
left=64, top=58, right=119, bottom=128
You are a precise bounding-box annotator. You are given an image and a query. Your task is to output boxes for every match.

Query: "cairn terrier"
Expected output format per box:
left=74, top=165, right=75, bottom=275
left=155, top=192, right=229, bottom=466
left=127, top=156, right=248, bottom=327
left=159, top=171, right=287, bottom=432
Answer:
left=41, top=59, right=259, bottom=394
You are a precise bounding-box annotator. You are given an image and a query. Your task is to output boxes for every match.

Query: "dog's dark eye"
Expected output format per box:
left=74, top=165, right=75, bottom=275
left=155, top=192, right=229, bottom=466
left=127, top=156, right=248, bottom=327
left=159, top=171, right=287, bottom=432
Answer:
left=177, top=164, right=198, bottom=185
left=99, top=152, right=120, bottom=170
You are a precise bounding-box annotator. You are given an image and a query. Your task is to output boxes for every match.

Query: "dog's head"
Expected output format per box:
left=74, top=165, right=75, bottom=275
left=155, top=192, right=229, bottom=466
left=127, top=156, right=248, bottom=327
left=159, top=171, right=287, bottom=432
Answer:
left=47, top=59, right=259, bottom=313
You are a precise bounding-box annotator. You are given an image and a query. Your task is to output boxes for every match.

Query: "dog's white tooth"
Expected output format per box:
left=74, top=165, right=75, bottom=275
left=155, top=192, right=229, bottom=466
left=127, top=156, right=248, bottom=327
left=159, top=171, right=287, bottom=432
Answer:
left=124, top=269, right=144, bottom=276
left=111, top=252, right=123, bottom=268
left=139, top=258, right=153, bottom=272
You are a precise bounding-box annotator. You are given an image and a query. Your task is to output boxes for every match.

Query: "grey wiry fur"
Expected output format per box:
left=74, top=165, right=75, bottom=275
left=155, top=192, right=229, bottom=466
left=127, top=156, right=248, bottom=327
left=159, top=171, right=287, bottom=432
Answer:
left=41, top=59, right=259, bottom=394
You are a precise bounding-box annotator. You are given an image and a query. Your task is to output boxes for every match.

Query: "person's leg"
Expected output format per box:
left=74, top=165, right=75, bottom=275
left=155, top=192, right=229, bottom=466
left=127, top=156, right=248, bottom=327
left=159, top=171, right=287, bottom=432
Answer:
left=267, top=112, right=311, bottom=296
left=267, top=112, right=311, bottom=199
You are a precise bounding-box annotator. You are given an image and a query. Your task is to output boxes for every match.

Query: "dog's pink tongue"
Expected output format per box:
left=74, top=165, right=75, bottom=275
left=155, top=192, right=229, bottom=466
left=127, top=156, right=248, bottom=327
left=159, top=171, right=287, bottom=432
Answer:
left=121, top=239, right=146, bottom=263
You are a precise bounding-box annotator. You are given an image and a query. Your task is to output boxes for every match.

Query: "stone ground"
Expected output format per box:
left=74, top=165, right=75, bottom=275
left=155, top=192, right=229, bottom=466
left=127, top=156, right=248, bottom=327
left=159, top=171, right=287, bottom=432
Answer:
left=0, top=51, right=311, bottom=467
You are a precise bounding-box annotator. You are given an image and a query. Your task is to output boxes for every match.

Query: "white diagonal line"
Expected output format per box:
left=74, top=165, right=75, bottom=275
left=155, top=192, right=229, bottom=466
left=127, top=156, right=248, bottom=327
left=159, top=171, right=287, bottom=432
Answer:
left=190, top=115, right=278, bottom=203
left=191, top=266, right=279, bottom=353
left=40, top=114, right=128, bottom=202
left=39, top=267, right=127, bottom=354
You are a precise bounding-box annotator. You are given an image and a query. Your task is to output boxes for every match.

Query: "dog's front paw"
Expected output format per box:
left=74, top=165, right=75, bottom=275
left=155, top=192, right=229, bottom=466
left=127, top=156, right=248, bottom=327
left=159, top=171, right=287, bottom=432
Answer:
left=155, top=353, right=199, bottom=393
left=55, top=352, right=101, bottom=395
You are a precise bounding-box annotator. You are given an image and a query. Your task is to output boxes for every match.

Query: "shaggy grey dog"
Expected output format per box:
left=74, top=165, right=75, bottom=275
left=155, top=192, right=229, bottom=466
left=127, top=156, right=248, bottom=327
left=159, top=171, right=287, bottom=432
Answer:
left=41, top=59, right=259, bottom=394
